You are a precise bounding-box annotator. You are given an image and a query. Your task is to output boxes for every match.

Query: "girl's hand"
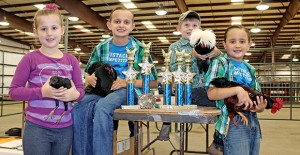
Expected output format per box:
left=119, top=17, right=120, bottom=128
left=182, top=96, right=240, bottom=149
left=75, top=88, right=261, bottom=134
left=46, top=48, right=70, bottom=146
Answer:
left=41, top=77, right=60, bottom=98
left=85, top=73, right=97, bottom=87
left=56, top=80, right=80, bottom=102
left=236, top=87, right=254, bottom=110
left=250, top=96, right=267, bottom=113
left=111, top=77, right=127, bottom=90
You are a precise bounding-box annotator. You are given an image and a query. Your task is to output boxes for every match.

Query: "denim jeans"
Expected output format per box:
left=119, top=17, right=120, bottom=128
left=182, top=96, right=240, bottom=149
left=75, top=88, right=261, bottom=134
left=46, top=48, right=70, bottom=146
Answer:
left=72, top=88, right=127, bottom=155
left=23, top=120, right=73, bottom=155
left=223, top=112, right=261, bottom=155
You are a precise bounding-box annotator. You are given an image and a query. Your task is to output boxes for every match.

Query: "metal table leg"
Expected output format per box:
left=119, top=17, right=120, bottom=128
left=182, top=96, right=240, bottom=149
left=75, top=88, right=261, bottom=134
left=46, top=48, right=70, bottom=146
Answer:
left=180, top=123, right=184, bottom=155
left=134, top=121, right=139, bottom=155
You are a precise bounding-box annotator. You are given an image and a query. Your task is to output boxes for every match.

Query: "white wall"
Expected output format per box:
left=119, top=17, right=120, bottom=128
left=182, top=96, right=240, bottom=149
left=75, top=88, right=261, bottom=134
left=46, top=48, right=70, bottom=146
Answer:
left=0, top=37, right=30, bottom=94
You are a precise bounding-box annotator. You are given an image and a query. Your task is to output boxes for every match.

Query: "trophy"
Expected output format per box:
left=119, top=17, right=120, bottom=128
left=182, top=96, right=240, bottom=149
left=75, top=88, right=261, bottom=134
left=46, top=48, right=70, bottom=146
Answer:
left=139, top=41, right=154, bottom=94
left=122, top=47, right=139, bottom=109
left=172, top=49, right=186, bottom=106
left=183, top=52, right=196, bottom=105
left=160, top=49, right=172, bottom=106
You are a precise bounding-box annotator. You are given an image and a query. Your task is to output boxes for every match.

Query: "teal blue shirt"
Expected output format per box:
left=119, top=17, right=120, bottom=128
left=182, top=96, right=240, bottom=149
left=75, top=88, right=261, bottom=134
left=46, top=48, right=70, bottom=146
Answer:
left=204, top=53, right=261, bottom=135
left=85, top=36, right=158, bottom=95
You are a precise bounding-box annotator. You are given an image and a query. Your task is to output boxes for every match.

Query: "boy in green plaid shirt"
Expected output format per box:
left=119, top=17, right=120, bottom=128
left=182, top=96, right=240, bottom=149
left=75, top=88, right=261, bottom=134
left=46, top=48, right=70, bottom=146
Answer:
left=205, top=25, right=267, bottom=155
left=72, top=7, right=158, bottom=155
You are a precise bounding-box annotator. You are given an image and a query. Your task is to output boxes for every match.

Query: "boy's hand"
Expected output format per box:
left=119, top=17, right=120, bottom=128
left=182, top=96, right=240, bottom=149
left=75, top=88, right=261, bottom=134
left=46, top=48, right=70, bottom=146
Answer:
left=85, top=73, right=97, bottom=87
left=250, top=96, right=267, bottom=113
left=111, top=77, right=127, bottom=90
left=236, top=87, right=254, bottom=110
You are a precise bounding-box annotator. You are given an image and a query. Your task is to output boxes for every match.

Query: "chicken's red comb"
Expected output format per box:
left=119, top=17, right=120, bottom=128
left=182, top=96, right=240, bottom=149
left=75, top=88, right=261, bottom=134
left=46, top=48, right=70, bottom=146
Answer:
left=44, top=4, right=59, bottom=10
left=271, top=98, right=284, bottom=114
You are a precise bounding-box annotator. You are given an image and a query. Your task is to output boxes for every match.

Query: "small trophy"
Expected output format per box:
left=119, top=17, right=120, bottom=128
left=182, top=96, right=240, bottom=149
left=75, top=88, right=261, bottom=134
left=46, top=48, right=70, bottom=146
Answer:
left=159, top=50, right=173, bottom=109
left=138, top=41, right=154, bottom=94
left=122, top=47, right=140, bottom=109
left=183, top=52, right=197, bottom=108
left=172, top=49, right=186, bottom=106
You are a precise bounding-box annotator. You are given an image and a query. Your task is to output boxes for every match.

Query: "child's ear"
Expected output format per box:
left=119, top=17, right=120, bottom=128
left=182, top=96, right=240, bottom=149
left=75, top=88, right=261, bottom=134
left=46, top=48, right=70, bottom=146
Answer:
left=33, top=27, right=38, bottom=36
left=107, top=21, right=112, bottom=30
left=222, top=41, right=226, bottom=49
left=248, top=40, right=253, bottom=47
left=176, top=25, right=180, bottom=31
left=61, top=26, right=65, bottom=35
left=130, top=23, right=135, bottom=31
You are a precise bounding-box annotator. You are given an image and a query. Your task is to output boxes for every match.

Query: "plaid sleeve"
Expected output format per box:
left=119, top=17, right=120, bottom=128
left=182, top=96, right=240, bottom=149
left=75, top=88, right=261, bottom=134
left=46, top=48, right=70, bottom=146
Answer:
left=169, top=44, right=178, bottom=72
left=84, top=46, right=100, bottom=73
left=204, top=58, right=226, bottom=90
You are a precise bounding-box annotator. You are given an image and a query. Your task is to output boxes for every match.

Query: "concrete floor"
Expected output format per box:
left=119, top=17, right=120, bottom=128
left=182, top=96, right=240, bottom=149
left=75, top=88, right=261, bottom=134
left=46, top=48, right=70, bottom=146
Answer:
left=0, top=103, right=299, bottom=155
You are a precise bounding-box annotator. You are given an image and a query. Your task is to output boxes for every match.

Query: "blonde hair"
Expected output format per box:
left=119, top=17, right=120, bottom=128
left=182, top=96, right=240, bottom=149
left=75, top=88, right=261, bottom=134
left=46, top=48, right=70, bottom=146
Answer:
left=33, top=5, right=63, bottom=29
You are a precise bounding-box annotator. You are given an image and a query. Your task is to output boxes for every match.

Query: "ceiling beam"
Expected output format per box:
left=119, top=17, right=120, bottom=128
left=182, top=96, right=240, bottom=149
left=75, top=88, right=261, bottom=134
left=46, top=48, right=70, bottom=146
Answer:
left=0, top=7, right=91, bottom=54
left=270, top=0, right=300, bottom=46
left=0, top=8, right=32, bottom=33
left=173, top=0, right=188, bottom=13
left=55, top=0, right=108, bottom=30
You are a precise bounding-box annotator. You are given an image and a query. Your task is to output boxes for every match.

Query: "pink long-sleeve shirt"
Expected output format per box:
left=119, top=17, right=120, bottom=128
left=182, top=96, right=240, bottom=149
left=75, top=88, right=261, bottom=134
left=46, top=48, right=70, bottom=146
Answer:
left=9, top=50, right=85, bottom=128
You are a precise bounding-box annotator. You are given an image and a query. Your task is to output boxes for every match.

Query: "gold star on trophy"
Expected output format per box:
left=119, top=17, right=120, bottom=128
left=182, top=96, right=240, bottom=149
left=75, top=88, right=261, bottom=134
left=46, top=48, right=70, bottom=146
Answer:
left=184, top=52, right=195, bottom=84
left=138, top=41, right=154, bottom=74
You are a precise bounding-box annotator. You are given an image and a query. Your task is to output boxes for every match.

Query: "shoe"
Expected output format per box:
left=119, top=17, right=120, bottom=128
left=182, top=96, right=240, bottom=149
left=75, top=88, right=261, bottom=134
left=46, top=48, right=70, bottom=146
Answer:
left=207, top=142, right=223, bottom=155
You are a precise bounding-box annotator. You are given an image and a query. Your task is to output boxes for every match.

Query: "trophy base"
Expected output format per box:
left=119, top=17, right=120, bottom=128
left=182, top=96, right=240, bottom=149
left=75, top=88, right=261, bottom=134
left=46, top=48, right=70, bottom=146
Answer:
left=159, top=105, right=174, bottom=109
left=173, top=105, right=198, bottom=110
left=159, top=105, right=198, bottom=110
left=183, top=105, right=198, bottom=109
left=121, top=105, right=141, bottom=109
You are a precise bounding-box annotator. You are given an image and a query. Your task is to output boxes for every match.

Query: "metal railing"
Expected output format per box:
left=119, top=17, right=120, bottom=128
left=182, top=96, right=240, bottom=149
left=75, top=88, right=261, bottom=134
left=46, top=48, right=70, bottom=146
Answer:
left=252, top=62, right=300, bottom=121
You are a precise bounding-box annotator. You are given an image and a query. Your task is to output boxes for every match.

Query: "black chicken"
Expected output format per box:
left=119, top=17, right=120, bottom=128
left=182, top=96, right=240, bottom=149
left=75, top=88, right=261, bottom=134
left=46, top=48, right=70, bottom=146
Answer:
left=45, top=76, right=71, bottom=123
left=210, top=77, right=283, bottom=131
left=85, top=62, right=117, bottom=97
left=190, top=29, right=216, bottom=74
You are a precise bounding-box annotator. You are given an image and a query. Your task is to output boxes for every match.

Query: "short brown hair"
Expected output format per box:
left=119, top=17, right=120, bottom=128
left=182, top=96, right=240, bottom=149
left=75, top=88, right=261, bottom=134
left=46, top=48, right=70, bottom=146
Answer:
left=109, top=7, right=134, bottom=22
left=224, top=25, right=251, bottom=42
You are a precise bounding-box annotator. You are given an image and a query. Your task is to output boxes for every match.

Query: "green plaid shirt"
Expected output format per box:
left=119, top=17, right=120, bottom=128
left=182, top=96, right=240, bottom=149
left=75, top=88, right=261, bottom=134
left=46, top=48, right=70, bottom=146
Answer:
left=204, top=53, right=261, bottom=135
left=85, top=36, right=158, bottom=95
left=169, top=37, right=201, bottom=88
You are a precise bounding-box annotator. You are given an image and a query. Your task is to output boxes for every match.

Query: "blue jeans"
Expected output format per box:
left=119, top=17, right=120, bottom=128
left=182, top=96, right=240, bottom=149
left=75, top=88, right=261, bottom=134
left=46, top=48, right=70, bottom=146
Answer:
left=23, top=120, right=72, bottom=155
left=223, top=112, right=261, bottom=155
left=72, top=88, right=127, bottom=155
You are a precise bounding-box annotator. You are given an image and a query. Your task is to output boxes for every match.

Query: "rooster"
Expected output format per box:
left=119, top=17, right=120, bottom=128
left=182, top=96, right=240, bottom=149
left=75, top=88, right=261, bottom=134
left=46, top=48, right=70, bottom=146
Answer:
left=210, top=77, right=283, bottom=132
left=190, top=28, right=216, bottom=74
left=85, top=62, right=117, bottom=97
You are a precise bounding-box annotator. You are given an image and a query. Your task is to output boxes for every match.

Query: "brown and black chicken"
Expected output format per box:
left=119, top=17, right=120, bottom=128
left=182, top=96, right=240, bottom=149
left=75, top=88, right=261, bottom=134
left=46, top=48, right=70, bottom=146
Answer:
left=85, top=62, right=117, bottom=97
left=210, top=77, right=283, bottom=132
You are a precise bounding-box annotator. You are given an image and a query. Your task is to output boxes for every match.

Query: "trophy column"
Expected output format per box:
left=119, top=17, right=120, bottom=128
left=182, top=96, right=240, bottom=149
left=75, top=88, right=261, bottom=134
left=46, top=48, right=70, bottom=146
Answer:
left=139, top=41, right=153, bottom=94
left=183, top=53, right=196, bottom=105
left=122, top=47, right=138, bottom=107
left=172, top=49, right=186, bottom=106
left=160, top=50, right=172, bottom=106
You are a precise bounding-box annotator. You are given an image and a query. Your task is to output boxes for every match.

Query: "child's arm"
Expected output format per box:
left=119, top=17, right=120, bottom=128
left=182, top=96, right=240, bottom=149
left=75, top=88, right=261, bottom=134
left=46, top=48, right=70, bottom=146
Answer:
left=9, top=54, right=43, bottom=101
left=133, top=79, right=157, bottom=89
left=207, top=86, right=255, bottom=110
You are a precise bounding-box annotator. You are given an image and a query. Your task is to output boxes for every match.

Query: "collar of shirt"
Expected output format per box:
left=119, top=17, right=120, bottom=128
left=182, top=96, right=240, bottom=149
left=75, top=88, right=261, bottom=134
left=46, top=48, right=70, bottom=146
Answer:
left=178, top=37, right=190, bottom=46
